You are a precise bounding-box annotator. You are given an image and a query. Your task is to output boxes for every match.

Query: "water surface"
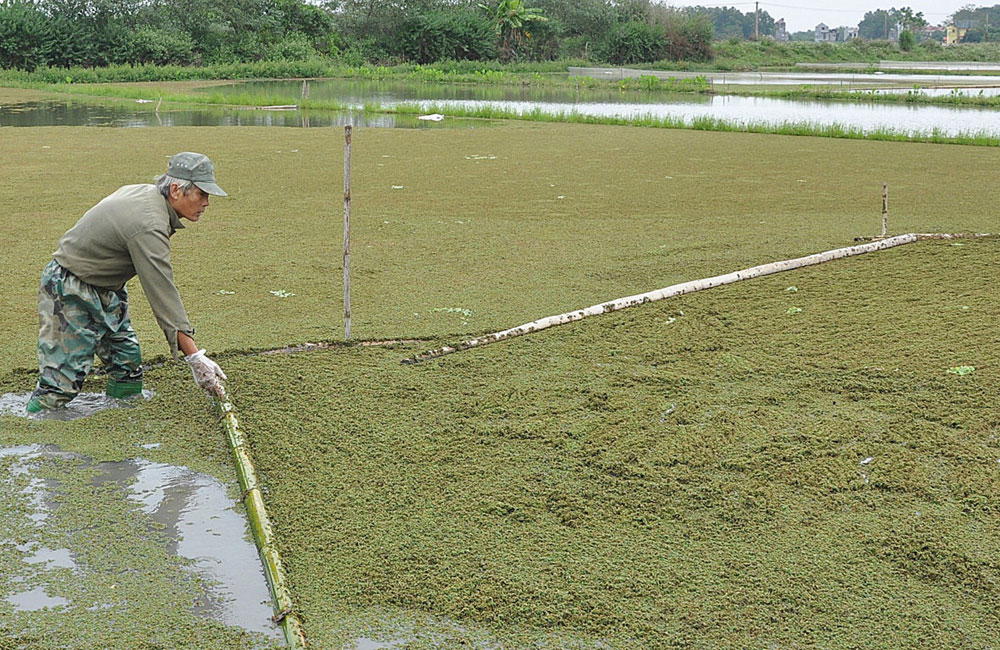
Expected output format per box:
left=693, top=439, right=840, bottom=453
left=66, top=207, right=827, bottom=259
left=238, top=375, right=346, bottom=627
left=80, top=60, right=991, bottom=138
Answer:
left=2, top=76, right=999, bottom=137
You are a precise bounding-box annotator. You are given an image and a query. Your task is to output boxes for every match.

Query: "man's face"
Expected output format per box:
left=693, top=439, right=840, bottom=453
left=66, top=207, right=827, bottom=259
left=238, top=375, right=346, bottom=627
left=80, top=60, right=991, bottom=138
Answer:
left=170, top=184, right=210, bottom=222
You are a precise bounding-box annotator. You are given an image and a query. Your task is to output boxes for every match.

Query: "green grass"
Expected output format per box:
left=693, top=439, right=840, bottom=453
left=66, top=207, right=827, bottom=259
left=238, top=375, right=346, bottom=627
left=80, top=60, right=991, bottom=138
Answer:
left=390, top=101, right=1000, bottom=146
left=1, top=123, right=998, bottom=648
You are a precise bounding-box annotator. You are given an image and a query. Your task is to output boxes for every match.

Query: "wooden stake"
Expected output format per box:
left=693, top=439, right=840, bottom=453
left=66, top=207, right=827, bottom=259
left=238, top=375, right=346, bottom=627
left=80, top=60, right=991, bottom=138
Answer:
left=344, top=126, right=352, bottom=341
left=882, top=182, right=888, bottom=238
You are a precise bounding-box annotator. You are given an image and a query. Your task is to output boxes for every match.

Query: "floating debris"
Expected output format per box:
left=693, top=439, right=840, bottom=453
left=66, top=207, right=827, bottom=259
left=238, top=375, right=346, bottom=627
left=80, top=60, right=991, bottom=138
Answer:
left=785, top=286, right=799, bottom=292
left=786, top=307, right=803, bottom=314
left=269, top=290, right=295, bottom=298
left=417, top=113, right=445, bottom=121
left=947, top=365, right=975, bottom=376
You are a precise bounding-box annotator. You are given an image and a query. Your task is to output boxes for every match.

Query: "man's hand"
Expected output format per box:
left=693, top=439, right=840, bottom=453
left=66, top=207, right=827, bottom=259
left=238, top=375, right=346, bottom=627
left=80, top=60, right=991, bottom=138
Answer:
left=185, top=349, right=227, bottom=394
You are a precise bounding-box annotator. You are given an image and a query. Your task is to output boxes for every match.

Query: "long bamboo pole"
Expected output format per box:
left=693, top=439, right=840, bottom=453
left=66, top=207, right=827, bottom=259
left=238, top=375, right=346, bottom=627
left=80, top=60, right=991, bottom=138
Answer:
left=215, top=386, right=307, bottom=648
left=344, top=126, right=352, bottom=341
left=402, top=234, right=919, bottom=364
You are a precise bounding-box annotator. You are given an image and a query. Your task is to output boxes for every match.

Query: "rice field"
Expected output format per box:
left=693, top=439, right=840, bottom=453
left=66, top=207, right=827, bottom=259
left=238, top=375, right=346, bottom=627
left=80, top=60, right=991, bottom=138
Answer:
left=0, top=114, right=997, bottom=648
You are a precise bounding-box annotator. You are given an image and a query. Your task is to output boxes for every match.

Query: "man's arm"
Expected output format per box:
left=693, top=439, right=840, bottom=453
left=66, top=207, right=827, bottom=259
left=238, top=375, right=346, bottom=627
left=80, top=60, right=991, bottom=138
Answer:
left=177, top=331, right=199, bottom=357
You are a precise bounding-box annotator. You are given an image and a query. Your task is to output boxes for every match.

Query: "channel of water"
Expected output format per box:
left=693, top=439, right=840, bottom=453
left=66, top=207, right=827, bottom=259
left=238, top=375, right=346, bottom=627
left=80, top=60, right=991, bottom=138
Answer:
left=2, top=75, right=999, bottom=136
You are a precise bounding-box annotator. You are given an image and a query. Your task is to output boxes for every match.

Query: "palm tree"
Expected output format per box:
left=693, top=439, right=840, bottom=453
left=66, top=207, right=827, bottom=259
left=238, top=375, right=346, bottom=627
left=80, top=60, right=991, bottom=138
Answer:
left=479, top=0, right=546, bottom=60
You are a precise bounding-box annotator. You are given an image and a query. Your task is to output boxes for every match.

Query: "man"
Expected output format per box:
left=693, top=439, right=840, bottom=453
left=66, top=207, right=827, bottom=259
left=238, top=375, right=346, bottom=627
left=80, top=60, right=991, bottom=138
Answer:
left=26, top=152, right=228, bottom=413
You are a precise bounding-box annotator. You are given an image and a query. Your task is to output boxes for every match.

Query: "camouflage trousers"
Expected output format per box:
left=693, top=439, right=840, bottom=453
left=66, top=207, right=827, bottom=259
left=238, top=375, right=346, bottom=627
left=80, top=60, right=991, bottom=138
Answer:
left=31, top=260, right=143, bottom=409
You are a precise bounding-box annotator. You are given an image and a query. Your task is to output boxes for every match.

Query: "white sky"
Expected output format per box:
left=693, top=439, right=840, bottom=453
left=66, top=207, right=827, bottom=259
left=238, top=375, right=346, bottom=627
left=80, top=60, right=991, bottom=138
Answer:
left=667, top=2, right=983, bottom=33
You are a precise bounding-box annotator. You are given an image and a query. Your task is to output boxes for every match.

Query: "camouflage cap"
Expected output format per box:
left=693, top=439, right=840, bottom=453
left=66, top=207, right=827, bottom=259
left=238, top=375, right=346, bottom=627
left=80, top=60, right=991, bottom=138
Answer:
left=167, top=152, right=227, bottom=196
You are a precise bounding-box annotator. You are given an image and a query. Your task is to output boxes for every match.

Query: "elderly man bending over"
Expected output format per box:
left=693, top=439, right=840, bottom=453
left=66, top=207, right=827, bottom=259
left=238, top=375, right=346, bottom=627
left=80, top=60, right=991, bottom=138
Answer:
left=27, top=152, right=228, bottom=413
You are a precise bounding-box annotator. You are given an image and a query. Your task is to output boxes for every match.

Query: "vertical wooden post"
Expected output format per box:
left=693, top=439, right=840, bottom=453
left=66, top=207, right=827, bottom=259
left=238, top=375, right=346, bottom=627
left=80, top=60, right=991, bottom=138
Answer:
left=881, top=182, right=888, bottom=238
left=344, top=126, right=352, bottom=340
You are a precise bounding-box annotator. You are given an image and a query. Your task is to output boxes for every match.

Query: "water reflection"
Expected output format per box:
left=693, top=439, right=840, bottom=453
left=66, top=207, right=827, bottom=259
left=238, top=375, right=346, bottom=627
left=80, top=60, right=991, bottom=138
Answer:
left=2, top=76, right=999, bottom=136
left=0, top=99, right=473, bottom=129
left=0, top=443, right=280, bottom=638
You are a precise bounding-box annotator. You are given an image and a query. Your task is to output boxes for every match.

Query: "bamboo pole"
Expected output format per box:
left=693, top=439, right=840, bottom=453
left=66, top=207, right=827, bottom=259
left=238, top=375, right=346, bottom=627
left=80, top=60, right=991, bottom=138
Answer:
left=215, top=386, right=307, bottom=648
left=402, top=235, right=919, bottom=364
left=344, top=126, right=352, bottom=341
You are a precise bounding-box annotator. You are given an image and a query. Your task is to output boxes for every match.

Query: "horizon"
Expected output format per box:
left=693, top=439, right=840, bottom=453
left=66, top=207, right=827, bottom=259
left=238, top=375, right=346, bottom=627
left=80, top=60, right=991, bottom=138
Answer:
left=666, top=1, right=991, bottom=34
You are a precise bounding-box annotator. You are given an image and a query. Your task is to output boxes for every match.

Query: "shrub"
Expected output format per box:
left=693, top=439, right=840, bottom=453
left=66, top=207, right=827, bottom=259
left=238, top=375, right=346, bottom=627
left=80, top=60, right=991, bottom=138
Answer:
left=559, top=35, right=593, bottom=59
left=594, top=21, right=665, bottom=65
left=899, top=30, right=916, bottom=52
left=651, top=7, right=713, bottom=62
left=397, top=8, right=496, bottom=64
left=264, top=33, right=317, bottom=61
left=0, top=3, right=48, bottom=70
left=130, top=28, right=196, bottom=66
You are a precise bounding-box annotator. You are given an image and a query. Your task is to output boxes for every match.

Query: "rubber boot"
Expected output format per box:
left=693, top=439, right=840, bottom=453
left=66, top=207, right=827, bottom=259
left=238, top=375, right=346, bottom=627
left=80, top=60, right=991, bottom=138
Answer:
left=106, top=379, right=143, bottom=399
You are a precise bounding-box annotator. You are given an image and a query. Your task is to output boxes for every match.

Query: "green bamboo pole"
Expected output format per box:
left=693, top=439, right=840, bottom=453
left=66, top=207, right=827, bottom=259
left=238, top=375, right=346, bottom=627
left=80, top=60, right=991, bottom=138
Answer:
left=214, top=385, right=307, bottom=648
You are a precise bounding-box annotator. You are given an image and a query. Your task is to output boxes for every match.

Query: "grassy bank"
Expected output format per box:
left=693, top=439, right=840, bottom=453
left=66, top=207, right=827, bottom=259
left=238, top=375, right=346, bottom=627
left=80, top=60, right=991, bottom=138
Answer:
left=688, top=39, right=1000, bottom=71
left=1, top=123, right=997, bottom=647
left=393, top=101, right=1000, bottom=146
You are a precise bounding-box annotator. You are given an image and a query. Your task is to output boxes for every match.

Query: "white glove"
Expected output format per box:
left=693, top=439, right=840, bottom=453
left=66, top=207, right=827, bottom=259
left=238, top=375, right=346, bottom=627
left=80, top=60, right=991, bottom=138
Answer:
left=185, top=349, right=227, bottom=393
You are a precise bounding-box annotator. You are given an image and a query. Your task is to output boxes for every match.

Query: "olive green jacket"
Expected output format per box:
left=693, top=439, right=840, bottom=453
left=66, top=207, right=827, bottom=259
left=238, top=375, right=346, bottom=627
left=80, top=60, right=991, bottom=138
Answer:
left=53, top=184, right=194, bottom=357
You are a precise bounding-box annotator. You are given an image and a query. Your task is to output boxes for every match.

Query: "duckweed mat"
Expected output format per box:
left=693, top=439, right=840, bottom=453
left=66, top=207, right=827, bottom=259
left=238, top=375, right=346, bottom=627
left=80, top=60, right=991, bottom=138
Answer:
left=1, top=120, right=998, bottom=648
left=226, top=240, right=998, bottom=649
left=2, top=122, right=998, bottom=371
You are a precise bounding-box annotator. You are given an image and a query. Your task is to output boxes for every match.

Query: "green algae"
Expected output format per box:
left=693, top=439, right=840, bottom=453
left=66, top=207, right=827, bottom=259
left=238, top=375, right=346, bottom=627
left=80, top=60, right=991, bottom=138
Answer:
left=221, top=242, right=999, bottom=649
left=1, top=119, right=998, bottom=647
left=2, top=122, right=998, bottom=374
left=0, top=445, right=282, bottom=650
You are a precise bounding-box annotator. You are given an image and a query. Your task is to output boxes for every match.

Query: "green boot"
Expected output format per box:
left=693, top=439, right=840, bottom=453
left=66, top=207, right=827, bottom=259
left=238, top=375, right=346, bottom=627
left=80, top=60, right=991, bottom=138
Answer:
left=107, top=379, right=143, bottom=399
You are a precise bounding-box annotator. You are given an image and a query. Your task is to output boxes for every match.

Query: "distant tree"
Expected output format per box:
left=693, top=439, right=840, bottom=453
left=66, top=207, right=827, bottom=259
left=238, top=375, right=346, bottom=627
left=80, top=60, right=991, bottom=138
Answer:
left=858, top=7, right=926, bottom=40
left=898, top=28, right=915, bottom=50
left=650, top=5, right=712, bottom=60
left=530, top=0, right=613, bottom=39
left=611, top=0, right=651, bottom=24
left=479, top=0, right=546, bottom=60
left=952, top=5, right=1000, bottom=42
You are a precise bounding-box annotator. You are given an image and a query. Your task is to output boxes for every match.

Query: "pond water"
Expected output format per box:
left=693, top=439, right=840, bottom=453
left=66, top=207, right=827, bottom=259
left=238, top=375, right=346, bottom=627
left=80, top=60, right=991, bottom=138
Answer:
left=2, top=75, right=999, bottom=136
left=0, top=443, right=281, bottom=642
left=0, top=390, right=154, bottom=420
left=569, top=65, right=1000, bottom=88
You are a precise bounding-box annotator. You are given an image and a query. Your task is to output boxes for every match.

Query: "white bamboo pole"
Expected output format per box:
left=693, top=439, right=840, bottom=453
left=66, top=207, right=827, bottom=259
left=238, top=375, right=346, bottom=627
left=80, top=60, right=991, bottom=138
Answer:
left=402, top=234, right=919, bottom=364
left=344, top=126, right=352, bottom=341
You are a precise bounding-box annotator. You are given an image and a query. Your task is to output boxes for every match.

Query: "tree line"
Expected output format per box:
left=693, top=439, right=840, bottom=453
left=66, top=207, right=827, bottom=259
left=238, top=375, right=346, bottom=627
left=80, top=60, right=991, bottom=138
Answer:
left=0, top=0, right=993, bottom=71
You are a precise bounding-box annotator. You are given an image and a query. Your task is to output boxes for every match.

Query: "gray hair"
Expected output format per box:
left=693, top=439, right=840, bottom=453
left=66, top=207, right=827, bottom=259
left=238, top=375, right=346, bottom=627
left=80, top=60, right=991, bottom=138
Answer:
left=156, top=174, right=196, bottom=198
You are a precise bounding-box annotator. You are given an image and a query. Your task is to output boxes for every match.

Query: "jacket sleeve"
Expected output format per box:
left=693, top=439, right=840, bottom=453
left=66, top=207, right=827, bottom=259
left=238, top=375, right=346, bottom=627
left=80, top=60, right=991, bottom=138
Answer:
left=127, top=228, right=195, bottom=358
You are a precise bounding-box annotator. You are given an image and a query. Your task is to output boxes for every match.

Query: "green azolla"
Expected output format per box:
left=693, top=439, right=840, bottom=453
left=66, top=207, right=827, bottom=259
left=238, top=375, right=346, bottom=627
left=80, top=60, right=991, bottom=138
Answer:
left=0, top=118, right=997, bottom=648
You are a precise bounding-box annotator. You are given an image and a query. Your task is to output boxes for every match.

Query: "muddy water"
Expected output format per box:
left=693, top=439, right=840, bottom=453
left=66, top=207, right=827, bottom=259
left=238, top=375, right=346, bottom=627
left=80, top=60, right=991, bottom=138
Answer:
left=0, top=444, right=280, bottom=640
left=0, top=390, right=154, bottom=420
